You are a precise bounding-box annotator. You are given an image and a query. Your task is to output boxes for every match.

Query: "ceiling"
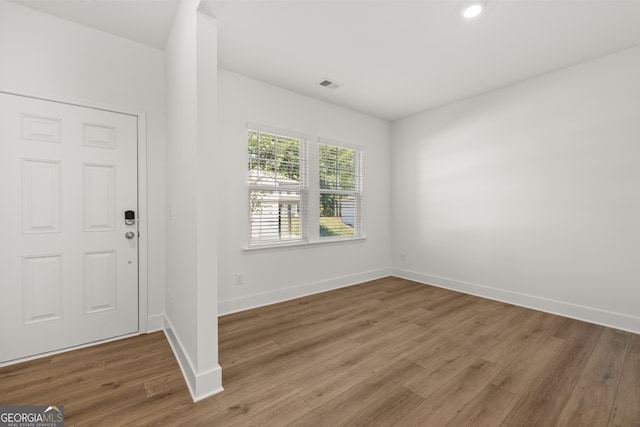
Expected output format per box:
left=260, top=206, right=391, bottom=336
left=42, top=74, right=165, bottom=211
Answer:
left=12, top=0, right=181, bottom=50
left=12, top=0, right=640, bottom=121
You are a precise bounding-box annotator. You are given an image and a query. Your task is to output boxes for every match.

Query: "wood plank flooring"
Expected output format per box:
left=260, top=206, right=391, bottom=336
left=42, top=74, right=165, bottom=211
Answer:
left=1, top=277, right=639, bottom=426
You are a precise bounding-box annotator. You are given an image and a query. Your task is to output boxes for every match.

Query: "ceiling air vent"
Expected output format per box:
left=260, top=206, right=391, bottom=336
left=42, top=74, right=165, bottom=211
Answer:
left=318, top=79, right=341, bottom=90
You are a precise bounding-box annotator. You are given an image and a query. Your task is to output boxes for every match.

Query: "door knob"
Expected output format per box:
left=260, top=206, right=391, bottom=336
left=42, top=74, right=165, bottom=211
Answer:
left=125, top=231, right=135, bottom=239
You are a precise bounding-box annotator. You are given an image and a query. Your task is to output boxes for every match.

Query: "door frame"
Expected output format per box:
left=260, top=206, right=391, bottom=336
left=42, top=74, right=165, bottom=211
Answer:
left=0, top=88, right=150, bottom=361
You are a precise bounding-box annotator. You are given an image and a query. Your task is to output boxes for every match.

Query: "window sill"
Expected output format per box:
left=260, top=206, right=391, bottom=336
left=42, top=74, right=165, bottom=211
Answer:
left=243, top=236, right=367, bottom=254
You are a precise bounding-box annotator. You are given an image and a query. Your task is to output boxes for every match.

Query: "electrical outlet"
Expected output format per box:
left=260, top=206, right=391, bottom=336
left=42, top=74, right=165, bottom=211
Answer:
left=169, top=292, right=174, bottom=307
left=400, top=253, right=406, bottom=262
left=235, top=273, right=243, bottom=286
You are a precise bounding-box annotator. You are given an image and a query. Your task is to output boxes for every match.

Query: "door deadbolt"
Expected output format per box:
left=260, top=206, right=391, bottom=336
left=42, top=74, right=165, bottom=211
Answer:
left=124, top=210, right=135, bottom=225
left=125, top=231, right=136, bottom=240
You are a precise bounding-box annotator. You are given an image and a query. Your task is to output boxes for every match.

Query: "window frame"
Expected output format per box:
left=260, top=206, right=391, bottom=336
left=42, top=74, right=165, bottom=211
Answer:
left=318, top=138, right=363, bottom=241
left=245, top=124, right=365, bottom=251
left=247, top=124, right=309, bottom=247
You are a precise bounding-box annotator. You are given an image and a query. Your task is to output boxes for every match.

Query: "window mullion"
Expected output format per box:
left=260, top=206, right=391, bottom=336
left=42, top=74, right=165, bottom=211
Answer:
left=307, top=138, right=320, bottom=241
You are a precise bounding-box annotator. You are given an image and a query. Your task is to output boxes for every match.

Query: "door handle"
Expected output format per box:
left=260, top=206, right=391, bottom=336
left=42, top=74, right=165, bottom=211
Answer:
left=125, top=231, right=136, bottom=240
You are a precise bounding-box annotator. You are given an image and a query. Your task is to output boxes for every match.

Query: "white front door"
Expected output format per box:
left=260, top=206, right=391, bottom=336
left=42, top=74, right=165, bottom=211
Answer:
left=0, top=93, right=139, bottom=364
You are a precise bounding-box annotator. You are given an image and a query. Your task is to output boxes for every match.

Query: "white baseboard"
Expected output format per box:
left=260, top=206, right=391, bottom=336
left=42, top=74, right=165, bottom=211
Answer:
left=218, top=268, right=393, bottom=316
left=146, top=314, right=165, bottom=333
left=392, top=268, right=640, bottom=335
left=162, top=316, right=223, bottom=402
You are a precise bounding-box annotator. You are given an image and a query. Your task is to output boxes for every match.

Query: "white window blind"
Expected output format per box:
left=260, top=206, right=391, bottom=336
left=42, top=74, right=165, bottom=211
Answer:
left=248, top=126, right=308, bottom=245
left=319, top=141, right=362, bottom=238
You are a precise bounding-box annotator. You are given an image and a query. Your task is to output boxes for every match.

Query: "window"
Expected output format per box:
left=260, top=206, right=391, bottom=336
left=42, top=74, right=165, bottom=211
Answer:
left=247, top=126, right=362, bottom=248
left=247, top=127, right=307, bottom=245
left=319, top=141, right=362, bottom=238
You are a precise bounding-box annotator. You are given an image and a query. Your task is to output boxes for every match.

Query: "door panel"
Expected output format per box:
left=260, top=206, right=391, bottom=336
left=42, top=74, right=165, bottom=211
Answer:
left=0, top=93, right=138, bottom=363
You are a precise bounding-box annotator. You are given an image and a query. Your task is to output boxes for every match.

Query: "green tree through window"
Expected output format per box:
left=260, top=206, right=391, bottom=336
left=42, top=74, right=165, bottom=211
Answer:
left=319, top=143, right=361, bottom=237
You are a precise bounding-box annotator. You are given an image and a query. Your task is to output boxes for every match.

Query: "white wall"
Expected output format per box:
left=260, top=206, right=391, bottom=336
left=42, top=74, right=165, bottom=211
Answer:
left=391, top=46, right=640, bottom=333
left=165, top=0, right=199, bottom=368
left=0, top=2, right=166, bottom=328
left=164, top=0, right=221, bottom=401
left=218, top=69, right=392, bottom=314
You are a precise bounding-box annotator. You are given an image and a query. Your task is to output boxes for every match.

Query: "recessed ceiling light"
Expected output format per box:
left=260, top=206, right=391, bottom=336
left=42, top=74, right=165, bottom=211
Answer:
left=462, top=3, right=484, bottom=19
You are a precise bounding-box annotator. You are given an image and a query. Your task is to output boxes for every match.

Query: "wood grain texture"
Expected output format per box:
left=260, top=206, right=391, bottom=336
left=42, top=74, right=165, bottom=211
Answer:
left=1, top=277, right=638, bottom=426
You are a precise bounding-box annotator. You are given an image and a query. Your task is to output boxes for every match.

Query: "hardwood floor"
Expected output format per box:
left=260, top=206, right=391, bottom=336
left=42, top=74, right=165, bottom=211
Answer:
left=1, top=277, right=639, bottom=426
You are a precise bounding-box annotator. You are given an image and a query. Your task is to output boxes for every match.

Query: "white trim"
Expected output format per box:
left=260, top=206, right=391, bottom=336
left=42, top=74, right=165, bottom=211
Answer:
left=244, top=235, right=367, bottom=253
left=137, top=111, right=150, bottom=333
left=163, top=318, right=195, bottom=397
left=318, top=136, right=364, bottom=153
left=0, top=87, right=143, bottom=117
left=392, top=268, right=640, bottom=335
left=191, top=366, right=224, bottom=402
left=146, top=314, right=165, bottom=333
left=162, top=317, right=224, bottom=402
left=219, top=267, right=391, bottom=315
left=247, top=122, right=311, bottom=143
